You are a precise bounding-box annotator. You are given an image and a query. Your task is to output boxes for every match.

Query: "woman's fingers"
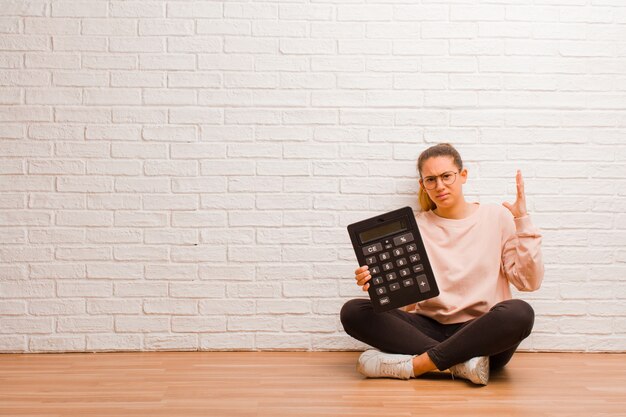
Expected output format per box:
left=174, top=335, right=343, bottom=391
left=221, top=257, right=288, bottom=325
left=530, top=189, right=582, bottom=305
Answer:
left=356, top=273, right=371, bottom=286
left=355, top=269, right=370, bottom=279
left=355, top=265, right=371, bottom=290
left=503, top=170, right=527, bottom=218
left=516, top=170, right=527, bottom=216
left=354, top=265, right=368, bottom=276
left=354, top=266, right=369, bottom=281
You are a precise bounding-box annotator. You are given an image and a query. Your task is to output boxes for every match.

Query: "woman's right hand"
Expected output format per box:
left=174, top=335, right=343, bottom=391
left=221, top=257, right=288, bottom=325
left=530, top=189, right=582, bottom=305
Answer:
left=354, top=265, right=371, bottom=292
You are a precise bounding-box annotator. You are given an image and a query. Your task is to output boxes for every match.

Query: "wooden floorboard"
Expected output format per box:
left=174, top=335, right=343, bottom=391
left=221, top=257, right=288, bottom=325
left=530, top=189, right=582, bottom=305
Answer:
left=0, top=351, right=625, bottom=417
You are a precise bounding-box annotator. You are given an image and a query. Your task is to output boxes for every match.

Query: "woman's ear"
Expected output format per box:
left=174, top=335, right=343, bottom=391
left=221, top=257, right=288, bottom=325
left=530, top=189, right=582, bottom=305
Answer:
left=460, top=168, right=468, bottom=184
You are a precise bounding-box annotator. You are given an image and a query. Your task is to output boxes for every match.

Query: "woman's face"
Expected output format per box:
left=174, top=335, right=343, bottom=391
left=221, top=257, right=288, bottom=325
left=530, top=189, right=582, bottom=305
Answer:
left=419, top=156, right=467, bottom=209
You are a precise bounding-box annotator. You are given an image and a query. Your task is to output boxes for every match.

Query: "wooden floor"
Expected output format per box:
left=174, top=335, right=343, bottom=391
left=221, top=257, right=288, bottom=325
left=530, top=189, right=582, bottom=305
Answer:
left=0, top=351, right=625, bottom=417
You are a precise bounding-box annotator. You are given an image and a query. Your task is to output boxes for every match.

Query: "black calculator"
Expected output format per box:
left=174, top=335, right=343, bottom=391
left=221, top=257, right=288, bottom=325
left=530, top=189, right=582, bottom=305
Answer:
left=347, top=207, right=439, bottom=312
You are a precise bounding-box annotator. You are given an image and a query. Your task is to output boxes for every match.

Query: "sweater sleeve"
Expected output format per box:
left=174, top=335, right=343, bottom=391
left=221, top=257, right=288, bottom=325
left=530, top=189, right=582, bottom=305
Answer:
left=501, top=211, right=544, bottom=292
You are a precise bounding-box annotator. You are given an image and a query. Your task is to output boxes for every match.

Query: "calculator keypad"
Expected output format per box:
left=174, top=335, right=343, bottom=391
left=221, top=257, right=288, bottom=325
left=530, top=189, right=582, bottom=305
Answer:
left=348, top=207, right=439, bottom=312
left=367, top=232, right=429, bottom=307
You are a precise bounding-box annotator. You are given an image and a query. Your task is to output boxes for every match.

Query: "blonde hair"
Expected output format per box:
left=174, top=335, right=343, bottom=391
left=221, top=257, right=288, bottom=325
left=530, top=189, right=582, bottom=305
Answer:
left=417, top=143, right=464, bottom=212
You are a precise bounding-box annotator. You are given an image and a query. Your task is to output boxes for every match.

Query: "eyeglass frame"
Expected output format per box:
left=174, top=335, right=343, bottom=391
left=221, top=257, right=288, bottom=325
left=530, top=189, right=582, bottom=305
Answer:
left=419, top=171, right=460, bottom=190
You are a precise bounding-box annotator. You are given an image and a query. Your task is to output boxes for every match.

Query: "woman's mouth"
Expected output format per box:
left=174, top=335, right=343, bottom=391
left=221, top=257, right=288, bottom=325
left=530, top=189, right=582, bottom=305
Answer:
left=436, top=193, right=449, bottom=200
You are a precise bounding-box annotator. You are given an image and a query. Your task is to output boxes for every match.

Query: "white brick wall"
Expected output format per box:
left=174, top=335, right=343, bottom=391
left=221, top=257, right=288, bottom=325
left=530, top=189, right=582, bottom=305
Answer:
left=1, top=1, right=625, bottom=354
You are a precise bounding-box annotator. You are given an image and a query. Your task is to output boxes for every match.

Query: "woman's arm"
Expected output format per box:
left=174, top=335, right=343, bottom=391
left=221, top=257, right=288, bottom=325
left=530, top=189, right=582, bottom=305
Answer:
left=501, top=214, right=544, bottom=291
left=501, top=170, right=544, bottom=291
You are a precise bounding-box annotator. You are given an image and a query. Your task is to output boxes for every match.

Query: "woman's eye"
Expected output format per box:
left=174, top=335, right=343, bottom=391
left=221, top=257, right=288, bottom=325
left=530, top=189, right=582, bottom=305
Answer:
left=442, top=174, right=452, bottom=180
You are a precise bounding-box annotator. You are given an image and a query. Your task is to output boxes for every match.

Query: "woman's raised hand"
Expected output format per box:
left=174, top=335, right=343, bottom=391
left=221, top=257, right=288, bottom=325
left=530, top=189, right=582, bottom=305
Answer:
left=354, top=265, right=371, bottom=291
left=502, top=169, right=528, bottom=218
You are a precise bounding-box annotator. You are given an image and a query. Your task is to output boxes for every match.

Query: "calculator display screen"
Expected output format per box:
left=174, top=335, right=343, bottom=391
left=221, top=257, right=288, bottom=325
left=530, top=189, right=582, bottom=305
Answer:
left=359, top=219, right=407, bottom=244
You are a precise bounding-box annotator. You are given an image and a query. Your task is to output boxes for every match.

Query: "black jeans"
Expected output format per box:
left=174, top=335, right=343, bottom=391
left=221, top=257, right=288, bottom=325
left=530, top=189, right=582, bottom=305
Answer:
left=340, top=298, right=535, bottom=371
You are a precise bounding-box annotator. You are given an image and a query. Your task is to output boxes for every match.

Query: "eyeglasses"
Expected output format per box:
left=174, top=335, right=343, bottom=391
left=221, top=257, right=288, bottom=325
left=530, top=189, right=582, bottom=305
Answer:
left=420, top=171, right=458, bottom=190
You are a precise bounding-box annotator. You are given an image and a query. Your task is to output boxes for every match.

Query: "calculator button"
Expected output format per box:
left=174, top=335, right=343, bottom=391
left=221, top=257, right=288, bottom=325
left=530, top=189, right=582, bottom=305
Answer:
left=402, top=278, right=414, bottom=287
left=365, top=256, right=377, bottom=265
left=372, top=276, right=384, bottom=286
left=409, top=254, right=421, bottom=263
left=385, top=272, right=397, bottom=281
left=379, top=252, right=391, bottom=261
left=416, top=275, right=430, bottom=293
left=393, top=248, right=404, bottom=257
left=406, top=244, right=417, bottom=252
left=370, top=266, right=380, bottom=274
left=376, top=286, right=387, bottom=295
left=382, top=262, right=393, bottom=271
left=396, top=258, right=407, bottom=267
left=412, top=264, right=424, bottom=273
left=389, top=282, right=401, bottom=292
left=393, top=233, right=414, bottom=246
left=399, top=268, right=410, bottom=277
left=362, top=243, right=383, bottom=256
left=379, top=296, right=390, bottom=306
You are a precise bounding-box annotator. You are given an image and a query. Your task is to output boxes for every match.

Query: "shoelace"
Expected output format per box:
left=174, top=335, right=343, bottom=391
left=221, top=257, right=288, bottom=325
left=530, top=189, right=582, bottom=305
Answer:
left=450, top=362, right=469, bottom=381
left=450, top=358, right=488, bottom=384
left=379, top=358, right=408, bottom=378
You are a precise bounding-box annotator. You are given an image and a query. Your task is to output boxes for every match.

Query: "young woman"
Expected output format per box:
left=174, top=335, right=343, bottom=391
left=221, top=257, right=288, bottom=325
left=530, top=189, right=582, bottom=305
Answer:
left=340, top=143, right=543, bottom=385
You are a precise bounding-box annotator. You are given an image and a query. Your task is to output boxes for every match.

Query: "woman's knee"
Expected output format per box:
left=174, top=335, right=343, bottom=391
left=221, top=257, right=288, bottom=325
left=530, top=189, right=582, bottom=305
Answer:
left=512, top=299, right=534, bottom=323
left=504, top=299, right=535, bottom=337
left=340, top=298, right=370, bottom=331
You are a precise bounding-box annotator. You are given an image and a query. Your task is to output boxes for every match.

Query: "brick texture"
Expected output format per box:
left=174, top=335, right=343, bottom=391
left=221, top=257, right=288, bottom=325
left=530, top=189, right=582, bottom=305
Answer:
left=1, top=1, right=625, bottom=353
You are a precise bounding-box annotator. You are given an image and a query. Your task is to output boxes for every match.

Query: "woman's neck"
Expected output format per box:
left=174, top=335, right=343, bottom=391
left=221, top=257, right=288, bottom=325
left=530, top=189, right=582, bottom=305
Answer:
left=433, top=200, right=475, bottom=220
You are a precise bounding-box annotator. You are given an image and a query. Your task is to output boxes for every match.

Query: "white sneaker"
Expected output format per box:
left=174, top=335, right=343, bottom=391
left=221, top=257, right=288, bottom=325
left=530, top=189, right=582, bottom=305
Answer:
left=356, top=349, right=414, bottom=380
left=448, top=356, right=489, bottom=385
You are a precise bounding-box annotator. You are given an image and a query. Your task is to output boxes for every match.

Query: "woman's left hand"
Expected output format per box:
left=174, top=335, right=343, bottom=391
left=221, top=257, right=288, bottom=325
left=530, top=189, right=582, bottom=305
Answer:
left=502, top=170, right=528, bottom=218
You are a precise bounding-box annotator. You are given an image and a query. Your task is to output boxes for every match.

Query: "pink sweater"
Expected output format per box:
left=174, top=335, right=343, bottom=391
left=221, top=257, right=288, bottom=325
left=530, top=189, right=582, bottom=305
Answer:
left=408, top=203, right=544, bottom=324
